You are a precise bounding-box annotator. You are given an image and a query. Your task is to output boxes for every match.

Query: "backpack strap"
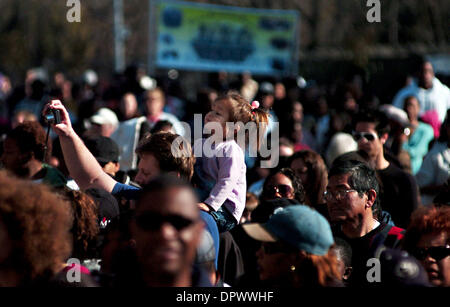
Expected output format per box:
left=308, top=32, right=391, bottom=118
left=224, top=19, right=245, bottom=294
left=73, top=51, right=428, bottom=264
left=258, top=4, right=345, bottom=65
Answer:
left=384, top=226, right=405, bottom=248
left=369, top=224, right=405, bottom=256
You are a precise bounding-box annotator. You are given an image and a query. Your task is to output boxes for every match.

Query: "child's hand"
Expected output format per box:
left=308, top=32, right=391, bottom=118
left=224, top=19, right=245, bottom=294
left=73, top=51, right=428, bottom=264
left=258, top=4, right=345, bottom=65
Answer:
left=198, top=202, right=210, bottom=212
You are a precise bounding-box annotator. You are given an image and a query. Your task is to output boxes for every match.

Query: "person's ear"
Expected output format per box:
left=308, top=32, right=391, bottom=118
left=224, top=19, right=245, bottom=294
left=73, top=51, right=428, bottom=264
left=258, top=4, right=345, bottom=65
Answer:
left=128, top=238, right=136, bottom=248
left=114, top=162, right=120, bottom=173
left=379, top=133, right=388, bottom=144
left=129, top=221, right=138, bottom=242
left=343, top=267, right=353, bottom=281
left=289, top=250, right=307, bottom=263
left=298, top=250, right=308, bottom=258
left=365, top=189, right=377, bottom=209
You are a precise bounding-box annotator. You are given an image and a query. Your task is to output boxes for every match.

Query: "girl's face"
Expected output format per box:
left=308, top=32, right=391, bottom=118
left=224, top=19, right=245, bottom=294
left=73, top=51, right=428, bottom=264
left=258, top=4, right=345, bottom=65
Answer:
left=404, top=97, right=420, bottom=121
left=205, top=100, right=231, bottom=139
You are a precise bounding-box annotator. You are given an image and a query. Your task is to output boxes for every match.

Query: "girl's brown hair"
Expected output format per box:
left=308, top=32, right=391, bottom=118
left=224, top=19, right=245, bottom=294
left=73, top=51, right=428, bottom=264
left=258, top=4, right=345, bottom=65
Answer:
left=136, top=132, right=195, bottom=181
left=216, top=91, right=269, bottom=151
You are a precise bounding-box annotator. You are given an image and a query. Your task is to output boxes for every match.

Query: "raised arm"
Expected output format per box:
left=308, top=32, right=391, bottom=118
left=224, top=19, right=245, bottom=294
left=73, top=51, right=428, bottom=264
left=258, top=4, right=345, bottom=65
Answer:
left=44, top=100, right=117, bottom=192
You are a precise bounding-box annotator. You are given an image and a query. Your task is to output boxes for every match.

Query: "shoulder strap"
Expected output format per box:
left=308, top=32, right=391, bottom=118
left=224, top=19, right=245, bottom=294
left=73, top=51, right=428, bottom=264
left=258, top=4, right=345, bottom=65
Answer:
left=369, top=223, right=391, bottom=251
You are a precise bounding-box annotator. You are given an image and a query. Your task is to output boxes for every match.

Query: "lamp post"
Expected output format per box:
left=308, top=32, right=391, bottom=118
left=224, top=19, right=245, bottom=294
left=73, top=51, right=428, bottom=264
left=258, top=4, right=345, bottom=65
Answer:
left=113, top=0, right=128, bottom=73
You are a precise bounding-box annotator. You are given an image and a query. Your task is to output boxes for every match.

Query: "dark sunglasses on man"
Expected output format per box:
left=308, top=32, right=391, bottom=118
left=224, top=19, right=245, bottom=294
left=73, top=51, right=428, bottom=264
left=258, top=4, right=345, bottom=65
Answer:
left=412, top=245, right=450, bottom=261
left=135, top=212, right=198, bottom=231
left=352, top=131, right=378, bottom=142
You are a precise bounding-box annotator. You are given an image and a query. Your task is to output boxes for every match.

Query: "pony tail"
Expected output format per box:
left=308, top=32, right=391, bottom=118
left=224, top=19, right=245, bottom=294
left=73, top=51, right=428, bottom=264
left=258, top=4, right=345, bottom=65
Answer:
left=250, top=102, right=269, bottom=150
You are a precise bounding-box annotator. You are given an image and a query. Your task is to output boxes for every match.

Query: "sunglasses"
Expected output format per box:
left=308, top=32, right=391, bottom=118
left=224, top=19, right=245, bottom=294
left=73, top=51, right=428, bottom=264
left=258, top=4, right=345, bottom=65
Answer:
left=267, top=184, right=294, bottom=198
left=412, top=245, right=450, bottom=261
left=261, top=242, right=298, bottom=254
left=135, top=212, right=198, bottom=231
left=352, top=131, right=378, bottom=142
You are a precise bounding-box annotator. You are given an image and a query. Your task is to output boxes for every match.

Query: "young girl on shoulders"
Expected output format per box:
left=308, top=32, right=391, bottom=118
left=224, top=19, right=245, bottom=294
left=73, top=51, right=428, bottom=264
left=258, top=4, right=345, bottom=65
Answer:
left=193, top=92, right=269, bottom=232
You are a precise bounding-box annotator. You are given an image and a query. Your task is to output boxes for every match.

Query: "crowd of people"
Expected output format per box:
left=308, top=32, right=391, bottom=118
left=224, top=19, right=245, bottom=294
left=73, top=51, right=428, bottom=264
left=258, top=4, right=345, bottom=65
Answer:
left=0, top=57, right=448, bottom=288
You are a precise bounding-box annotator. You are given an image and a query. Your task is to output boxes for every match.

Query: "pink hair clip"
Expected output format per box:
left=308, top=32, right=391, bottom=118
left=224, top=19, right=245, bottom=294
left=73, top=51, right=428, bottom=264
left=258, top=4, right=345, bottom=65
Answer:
left=251, top=101, right=260, bottom=110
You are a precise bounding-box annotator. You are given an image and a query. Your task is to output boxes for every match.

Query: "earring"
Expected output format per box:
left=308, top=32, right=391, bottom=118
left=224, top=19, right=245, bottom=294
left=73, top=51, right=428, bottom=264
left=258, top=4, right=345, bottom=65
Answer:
left=290, top=265, right=296, bottom=272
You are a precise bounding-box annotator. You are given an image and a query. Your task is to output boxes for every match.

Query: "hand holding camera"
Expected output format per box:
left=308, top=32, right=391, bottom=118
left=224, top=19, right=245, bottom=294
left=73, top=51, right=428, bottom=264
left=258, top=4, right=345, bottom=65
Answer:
left=44, top=108, right=61, bottom=125
left=42, top=99, right=73, bottom=138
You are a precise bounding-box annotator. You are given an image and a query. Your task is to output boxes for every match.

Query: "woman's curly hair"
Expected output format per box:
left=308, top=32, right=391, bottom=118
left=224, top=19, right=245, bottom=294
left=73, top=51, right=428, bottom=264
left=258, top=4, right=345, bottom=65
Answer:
left=60, top=188, right=100, bottom=260
left=402, top=205, right=450, bottom=253
left=7, top=120, right=51, bottom=162
left=0, top=170, right=72, bottom=284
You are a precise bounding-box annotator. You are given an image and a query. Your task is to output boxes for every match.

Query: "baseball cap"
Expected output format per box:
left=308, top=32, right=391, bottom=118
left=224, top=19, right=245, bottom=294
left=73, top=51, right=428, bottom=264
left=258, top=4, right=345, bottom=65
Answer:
left=85, top=188, right=120, bottom=229
left=242, top=205, right=334, bottom=256
left=84, top=136, right=120, bottom=163
left=325, top=132, right=358, bottom=167
left=90, top=108, right=119, bottom=128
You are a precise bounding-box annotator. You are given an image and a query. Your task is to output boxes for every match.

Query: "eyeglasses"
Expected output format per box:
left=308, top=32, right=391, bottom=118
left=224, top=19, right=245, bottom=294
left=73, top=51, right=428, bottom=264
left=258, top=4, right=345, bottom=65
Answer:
left=261, top=242, right=298, bottom=254
left=352, top=131, right=378, bottom=142
left=267, top=184, right=294, bottom=198
left=412, top=245, right=450, bottom=261
left=323, top=189, right=358, bottom=201
left=135, top=212, right=198, bottom=231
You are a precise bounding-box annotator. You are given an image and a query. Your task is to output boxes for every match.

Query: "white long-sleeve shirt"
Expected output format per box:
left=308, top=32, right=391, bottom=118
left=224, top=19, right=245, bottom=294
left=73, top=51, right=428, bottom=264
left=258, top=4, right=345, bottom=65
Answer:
left=392, top=77, right=450, bottom=123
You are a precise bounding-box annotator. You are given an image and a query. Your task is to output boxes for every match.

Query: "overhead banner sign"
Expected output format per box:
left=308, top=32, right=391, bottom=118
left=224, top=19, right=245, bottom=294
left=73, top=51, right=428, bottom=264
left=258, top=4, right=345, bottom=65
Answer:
left=149, top=0, right=300, bottom=76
